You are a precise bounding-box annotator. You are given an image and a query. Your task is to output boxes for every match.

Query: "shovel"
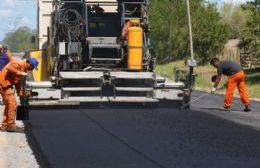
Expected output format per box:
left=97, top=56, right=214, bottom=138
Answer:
left=180, top=86, right=225, bottom=109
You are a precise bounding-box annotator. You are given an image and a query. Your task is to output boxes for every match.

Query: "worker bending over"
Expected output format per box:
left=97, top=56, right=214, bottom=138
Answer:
left=0, top=57, right=38, bottom=132
left=210, top=58, right=251, bottom=112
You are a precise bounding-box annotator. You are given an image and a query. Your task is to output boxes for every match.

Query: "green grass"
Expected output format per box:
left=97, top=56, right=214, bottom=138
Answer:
left=247, top=85, right=260, bottom=99
left=156, top=61, right=187, bottom=80
left=156, top=61, right=260, bottom=99
left=245, top=70, right=260, bottom=98
left=156, top=60, right=216, bottom=87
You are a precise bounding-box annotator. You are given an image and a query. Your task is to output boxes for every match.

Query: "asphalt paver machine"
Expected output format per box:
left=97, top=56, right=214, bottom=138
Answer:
left=18, top=0, right=194, bottom=119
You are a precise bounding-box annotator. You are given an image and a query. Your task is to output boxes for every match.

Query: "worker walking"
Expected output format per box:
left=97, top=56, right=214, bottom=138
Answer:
left=0, top=45, right=14, bottom=71
left=210, top=58, right=251, bottom=112
left=0, top=57, right=38, bottom=132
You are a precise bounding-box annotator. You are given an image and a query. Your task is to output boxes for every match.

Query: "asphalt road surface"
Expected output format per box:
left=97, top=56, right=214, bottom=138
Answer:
left=26, top=92, right=260, bottom=168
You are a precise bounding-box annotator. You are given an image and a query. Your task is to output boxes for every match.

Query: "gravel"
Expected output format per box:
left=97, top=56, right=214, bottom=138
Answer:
left=0, top=106, right=39, bottom=168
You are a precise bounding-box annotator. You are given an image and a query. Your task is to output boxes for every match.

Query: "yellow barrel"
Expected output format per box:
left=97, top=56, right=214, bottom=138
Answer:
left=127, top=25, right=143, bottom=70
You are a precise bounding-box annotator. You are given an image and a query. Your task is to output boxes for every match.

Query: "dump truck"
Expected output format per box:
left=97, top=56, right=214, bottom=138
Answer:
left=18, top=0, right=195, bottom=118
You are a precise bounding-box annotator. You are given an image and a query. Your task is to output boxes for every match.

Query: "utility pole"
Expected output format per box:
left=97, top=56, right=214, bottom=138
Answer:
left=186, top=0, right=194, bottom=61
left=186, top=0, right=196, bottom=93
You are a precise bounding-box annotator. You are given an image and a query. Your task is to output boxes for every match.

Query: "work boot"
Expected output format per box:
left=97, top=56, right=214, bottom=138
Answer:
left=223, top=106, right=231, bottom=111
left=0, top=126, right=7, bottom=132
left=244, top=105, right=251, bottom=112
left=6, top=126, right=24, bottom=133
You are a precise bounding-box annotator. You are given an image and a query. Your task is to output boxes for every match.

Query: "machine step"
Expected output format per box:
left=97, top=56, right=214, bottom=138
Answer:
left=108, top=97, right=158, bottom=103
left=110, top=72, right=155, bottom=79
left=60, top=72, right=103, bottom=79
left=59, top=96, right=158, bottom=103
left=115, top=87, right=153, bottom=92
left=62, top=87, right=101, bottom=92
left=60, top=97, right=109, bottom=102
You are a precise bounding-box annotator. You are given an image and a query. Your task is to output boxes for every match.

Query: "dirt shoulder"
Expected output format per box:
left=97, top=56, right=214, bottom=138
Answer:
left=0, top=106, right=39, bottom=168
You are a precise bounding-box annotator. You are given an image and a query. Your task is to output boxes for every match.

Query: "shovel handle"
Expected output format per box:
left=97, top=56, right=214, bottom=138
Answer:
left=179, top=86, right=225, bottom=109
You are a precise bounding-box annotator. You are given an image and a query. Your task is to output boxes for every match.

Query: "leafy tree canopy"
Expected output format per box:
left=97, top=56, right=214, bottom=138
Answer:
left=239, top=1, right=260, bottom=60
left=149, top=0, right=231, bottom=64
left=2, top=26, right=37, bottom=52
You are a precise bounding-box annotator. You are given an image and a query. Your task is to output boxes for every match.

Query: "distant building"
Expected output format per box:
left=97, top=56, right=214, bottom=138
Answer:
left=220, top=39, right=241, bottom=64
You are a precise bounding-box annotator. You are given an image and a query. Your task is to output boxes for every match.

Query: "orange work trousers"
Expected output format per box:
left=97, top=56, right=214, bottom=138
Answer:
left=224, top=70, right=250, bottom=108
left=0, top=86, right=17, bottom=129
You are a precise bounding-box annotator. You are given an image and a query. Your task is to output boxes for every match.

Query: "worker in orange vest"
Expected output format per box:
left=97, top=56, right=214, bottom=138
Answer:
left=120, top=20, right=132, bottom=41
left=210, top=58, right=251, bottom=112
left=0, top=57, right=38, bottom=132
left=117, top=19, right=141, bottom=43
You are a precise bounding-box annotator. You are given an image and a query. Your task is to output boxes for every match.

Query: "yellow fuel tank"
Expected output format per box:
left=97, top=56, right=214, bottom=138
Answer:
left=127, top=24, right=143, bottom=70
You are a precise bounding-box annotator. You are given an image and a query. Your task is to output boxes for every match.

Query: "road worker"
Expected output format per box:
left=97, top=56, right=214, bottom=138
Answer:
left=91, top=4, right=104, bottom=13
left=120, top=20, right=132, bottom=42
left=0, top=45, right=14, bottom=71
left=210, top=58, right=251, bottom=112
left=0, top=57, right=38, bottom=132
left=0, top=45, right=14, bottom=105
left=118, top=19, right=140, bottom=43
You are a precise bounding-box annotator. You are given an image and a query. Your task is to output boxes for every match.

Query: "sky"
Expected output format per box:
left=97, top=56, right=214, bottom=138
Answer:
left=0, top=0, right=36, bottom=41
left=0, top=0, right=252, bottom=41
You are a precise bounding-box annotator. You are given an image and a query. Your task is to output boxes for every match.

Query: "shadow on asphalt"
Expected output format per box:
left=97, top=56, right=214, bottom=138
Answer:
left=29, top=100, right=183, bottom=110
left=24, top=121, right=53, bottom=168
left=199, top=107, right=243, bottom=112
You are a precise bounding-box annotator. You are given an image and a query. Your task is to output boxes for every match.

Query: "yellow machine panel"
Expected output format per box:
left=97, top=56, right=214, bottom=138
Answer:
left=28, top=47, right=53, bottom=81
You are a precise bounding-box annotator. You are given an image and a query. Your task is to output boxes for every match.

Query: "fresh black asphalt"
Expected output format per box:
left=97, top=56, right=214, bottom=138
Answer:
left=26, top=92, right=260, bottom=168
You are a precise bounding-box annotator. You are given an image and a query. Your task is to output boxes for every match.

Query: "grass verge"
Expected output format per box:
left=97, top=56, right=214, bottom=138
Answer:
left=156, top=60, right=260, bottom=99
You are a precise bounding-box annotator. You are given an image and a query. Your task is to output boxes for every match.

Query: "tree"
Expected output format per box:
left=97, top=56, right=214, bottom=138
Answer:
left=192, top=2, right=231, bottom=64
left=149, top=0, right=189, bottom=62
left=2, top=26, right=37, bottom=52
left=149, top=0, right=231, bottom=64
left=220, top=2, right=248, bottom=38
left=239, top=1, right=260, bottom=68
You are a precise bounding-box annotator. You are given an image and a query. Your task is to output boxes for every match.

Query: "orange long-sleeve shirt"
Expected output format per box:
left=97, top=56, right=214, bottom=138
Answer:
left=121, top=20, right=131, bottom=41
left=0, top=60, right=27, bottom=96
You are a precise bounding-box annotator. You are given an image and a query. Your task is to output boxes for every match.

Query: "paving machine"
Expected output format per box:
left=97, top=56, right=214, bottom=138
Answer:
left=19, top=0, right=194, bottom=116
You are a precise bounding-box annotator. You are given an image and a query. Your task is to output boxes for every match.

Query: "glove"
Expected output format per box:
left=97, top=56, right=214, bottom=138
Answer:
left=116, top=37, right=122, bottom=44
left=20, top=72, right=28, bottom=76
left=211, top=75, right=218, bottom=83
left=25, top=89, right=31, bottom=97
left=211, top=87, right=217, bottom=92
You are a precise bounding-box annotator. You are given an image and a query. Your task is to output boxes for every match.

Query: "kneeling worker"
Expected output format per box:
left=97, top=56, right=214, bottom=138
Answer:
left=210, top=58, right=251, bottom=112
left=0, top=57, right=38, bottom=132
